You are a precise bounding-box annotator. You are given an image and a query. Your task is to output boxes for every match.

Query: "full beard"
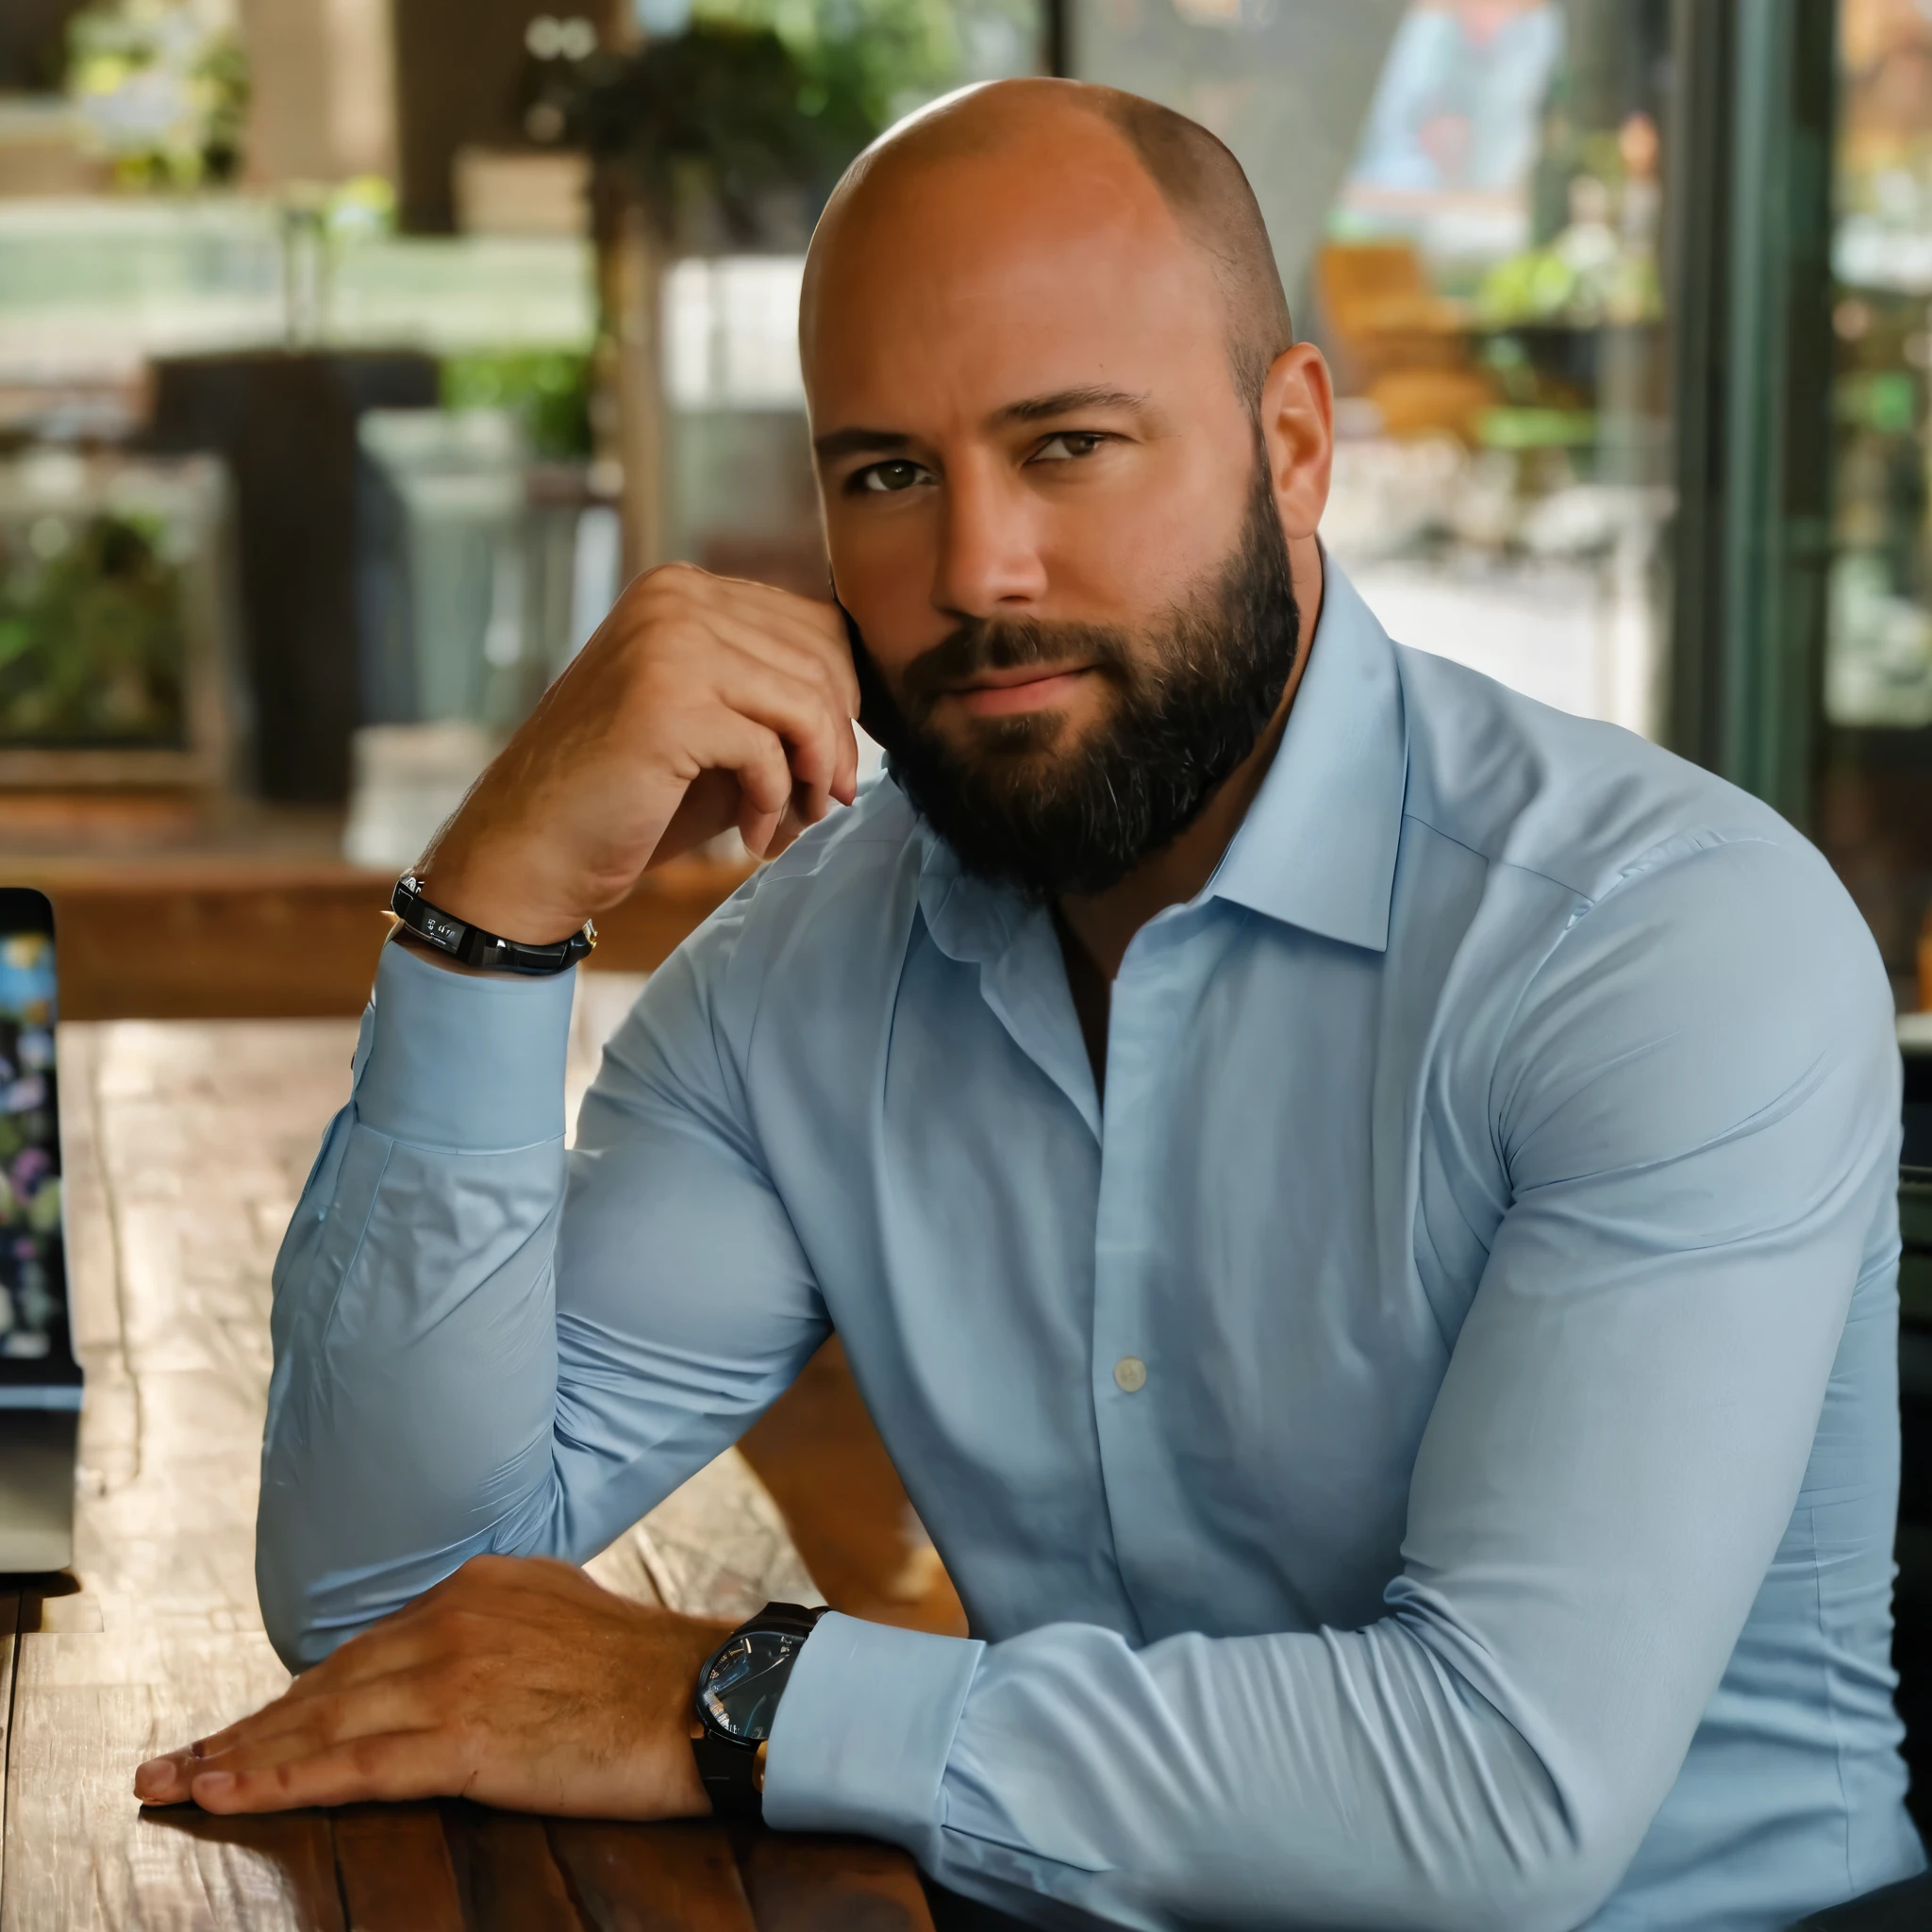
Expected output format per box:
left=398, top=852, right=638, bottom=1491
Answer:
left=848, top=458, right=1302, bottom=901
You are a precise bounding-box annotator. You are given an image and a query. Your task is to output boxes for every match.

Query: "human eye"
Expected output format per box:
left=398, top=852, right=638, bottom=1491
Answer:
left=1030, top=431, right=1108, bottom=463
left=852, top=459, right=933, bottom=494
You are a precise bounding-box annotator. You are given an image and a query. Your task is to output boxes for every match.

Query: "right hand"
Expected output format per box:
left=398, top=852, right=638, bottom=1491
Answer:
left=414, top=564, right=862, bottom=944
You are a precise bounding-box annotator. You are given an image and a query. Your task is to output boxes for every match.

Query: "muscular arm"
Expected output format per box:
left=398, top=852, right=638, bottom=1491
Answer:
left=250, top=562, right=860, bottom=1669
left=256, top=898, right=827, bottom=1668
left=761, top=839, right=1907, bottom=1931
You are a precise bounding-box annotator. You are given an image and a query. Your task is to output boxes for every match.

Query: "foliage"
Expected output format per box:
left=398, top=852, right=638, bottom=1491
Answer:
left=441, top=351, right=593, bottom=460
left=550, top=25, right=876, bottom=245
left=66, top=0, right=247, bottom=191
left=0, top=514, right=186, bottom=745
left=693, top=0, right=984, bottom=134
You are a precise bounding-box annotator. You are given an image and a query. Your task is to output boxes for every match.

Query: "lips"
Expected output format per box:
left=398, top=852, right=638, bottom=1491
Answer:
left=946, top=667, right=1092, bottom=718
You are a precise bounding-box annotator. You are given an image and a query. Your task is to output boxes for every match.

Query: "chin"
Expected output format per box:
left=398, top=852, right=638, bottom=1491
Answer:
left=954, top=692, right=1112, bottom=759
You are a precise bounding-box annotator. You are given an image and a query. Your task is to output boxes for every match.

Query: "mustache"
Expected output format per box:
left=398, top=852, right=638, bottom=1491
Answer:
left=896, top=615, right=1133, bottom=708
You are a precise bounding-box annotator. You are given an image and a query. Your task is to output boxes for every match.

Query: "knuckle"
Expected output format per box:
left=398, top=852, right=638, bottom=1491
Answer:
left=637, top=558, right=698, bottom=597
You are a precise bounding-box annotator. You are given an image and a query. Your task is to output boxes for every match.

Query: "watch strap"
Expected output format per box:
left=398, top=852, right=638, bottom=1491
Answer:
left=691, top=1730, right=764, bottom=1820
left=391, top=875, right=595, bottom=976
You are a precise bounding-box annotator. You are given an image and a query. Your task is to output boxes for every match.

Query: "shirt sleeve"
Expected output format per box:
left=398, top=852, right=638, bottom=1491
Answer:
left=256, top=908, right=828, bottom=1669
left=764, top=835, right=1906, bottom=1932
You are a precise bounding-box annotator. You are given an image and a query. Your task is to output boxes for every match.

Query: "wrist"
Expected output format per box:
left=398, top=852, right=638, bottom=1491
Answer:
left=391, top=875, right=595, bottom=978
left=413, top=857, right=590, bottom=951
left=689, top=1601, right=825, bottom=1821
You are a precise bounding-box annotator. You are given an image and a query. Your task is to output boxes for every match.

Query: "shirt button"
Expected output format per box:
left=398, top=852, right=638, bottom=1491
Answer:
left=1113, top=1356, right=1147, bottom=1393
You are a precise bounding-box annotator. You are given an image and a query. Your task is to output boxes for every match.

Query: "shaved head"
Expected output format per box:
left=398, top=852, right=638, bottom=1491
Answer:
left=800, top=75, right=1333, bottom=907
left=803, top=78, right=1293, bottom=408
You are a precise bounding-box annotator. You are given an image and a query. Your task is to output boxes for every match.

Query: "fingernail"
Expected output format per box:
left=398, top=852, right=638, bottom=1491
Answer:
left=134, top=1757, right=174, bottom=1798
left=192, top=1771, right=234, bottom=1800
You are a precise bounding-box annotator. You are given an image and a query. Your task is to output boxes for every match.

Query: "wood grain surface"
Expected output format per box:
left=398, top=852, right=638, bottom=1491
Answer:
left=6, top=856, right=753, bottom=1020
left=1, top=1017, right=936, bottom=1930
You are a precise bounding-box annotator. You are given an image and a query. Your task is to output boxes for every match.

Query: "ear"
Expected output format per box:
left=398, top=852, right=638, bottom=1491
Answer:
left=1257, top=343, right=1334, bottom=544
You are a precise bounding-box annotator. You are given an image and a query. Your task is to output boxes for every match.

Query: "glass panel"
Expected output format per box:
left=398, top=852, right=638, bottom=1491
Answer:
left=1318, top=1, right=1675, bottom=737
left=1829, top=0, right=1932, bottom=1013
left=1074, top=2, right=1677, bottom=737
left=650, top=0, right=1050, bottom=596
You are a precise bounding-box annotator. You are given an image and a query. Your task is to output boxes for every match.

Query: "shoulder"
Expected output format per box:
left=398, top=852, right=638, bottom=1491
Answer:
left=1390, top=649, right=1892, bottom=1145
left=1393, top=642, right=1824, bottom=913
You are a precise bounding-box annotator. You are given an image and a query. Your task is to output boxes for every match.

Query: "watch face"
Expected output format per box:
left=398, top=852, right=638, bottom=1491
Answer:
left=700, top=1629, right=804, bottom=1742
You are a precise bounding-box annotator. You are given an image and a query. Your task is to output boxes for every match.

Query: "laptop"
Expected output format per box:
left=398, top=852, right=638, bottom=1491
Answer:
left=0, top=887, right=79, bottom=1573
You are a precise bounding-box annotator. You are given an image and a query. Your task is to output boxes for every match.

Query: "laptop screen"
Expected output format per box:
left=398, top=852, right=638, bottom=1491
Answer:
left=0, top=910, right=75, bottom=1394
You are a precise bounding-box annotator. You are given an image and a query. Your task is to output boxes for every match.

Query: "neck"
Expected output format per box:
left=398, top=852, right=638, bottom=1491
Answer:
left=1056, top=539, right=1323, bottom=982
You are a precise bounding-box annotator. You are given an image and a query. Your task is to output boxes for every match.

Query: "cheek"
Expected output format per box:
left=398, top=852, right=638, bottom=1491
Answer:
left=824, top=503, right=944, bottom=681
left=1040, top=461, right=1245, bottom=619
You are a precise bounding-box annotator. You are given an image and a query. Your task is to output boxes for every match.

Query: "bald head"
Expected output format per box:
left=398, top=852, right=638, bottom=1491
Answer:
left=803, top=78, right=1293, bottom=408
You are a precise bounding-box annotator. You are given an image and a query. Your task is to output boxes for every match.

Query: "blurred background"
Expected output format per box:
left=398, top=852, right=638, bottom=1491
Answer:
left=0, top=0, right=1924, bottom=1017
left=5, top=0, right=1932, bottom=1784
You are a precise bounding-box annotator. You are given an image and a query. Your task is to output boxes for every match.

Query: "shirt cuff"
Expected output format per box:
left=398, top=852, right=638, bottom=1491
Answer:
left=762, top=1611, right=986, bottom=1858
left=353, top=939, right=575, bottom=1150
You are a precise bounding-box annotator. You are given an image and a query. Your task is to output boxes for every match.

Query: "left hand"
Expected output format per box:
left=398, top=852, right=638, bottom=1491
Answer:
left=132, top=1556, right=734, bottom=1816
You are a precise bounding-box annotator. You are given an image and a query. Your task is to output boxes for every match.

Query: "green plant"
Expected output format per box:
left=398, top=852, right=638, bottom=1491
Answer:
left=67, top=0, right=248, bottom=191
left=553, top=25, right=875, bottom=244
left=442, top=351, right=594, bottom=459
left=696, top=0, right=985, bottom=132
left=0, top=514, right=186, bottom=745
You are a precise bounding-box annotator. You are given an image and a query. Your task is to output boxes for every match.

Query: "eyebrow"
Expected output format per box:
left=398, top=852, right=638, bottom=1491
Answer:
left=811, top=387, right=1153, bottom=464
left=812, top=425, right=910, bottom=463
left=992, top=386, right=1150, bottom=425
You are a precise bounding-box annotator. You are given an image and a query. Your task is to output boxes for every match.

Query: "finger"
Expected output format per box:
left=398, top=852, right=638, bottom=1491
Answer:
left=677, top=711, right=792, bottom=858
left=650, top=769, right=748, bottom=866
left=191, top=1642, right=413, bottom=1758
left=194, top=1667, right=447, bottom=1774
left=615, top=575, right=862, bottom=808
left=630, top=563, right=849, bottom=684
left=680, top=590, right=859, bottom=724
left=134, top=1748, right=200, bottom=1805
left=688, top=622, right=854, bottom=788
left=722, top=601, right=860, bottom=725
left=188, top=1729, right=471, bottom=1815
left=189, top=1612, right=469, bottom=1767
left=701, top=650, right=847, bottom=808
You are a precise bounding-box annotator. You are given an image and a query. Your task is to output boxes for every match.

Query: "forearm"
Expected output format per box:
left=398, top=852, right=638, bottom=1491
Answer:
left=767, top=1611, right=1601, bottom=1932
left=257, top=942, right=578, bottom=1668
left=258, top=917, right=833, bottom=1672
left=763, top=842, right=1901, bottom=1930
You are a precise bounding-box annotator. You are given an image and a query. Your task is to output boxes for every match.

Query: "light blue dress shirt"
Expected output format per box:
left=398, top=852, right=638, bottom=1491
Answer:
left=259, top=563, right=1924, bottom=1931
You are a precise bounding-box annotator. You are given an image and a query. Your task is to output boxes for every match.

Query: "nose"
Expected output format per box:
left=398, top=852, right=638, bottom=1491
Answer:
left=931, top=452, right=1048, bottom=619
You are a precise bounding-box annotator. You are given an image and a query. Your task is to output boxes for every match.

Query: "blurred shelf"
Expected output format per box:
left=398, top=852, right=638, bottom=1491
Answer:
left=0, top=795, right=749, bottom=1019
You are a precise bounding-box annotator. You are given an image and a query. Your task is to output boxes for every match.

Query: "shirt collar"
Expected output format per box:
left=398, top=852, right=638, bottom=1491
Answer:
left=914, top=556, right=1407, bottom=964
left=1204, top=557, right=1407, bottom=953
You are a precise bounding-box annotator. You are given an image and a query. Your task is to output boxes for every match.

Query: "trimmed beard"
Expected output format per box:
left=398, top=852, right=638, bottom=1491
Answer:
left=848, top=457, right=1301, bottom=901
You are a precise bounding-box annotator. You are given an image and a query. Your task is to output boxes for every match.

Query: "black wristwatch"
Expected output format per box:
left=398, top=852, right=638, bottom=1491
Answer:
left=690, top=1601, right=826, bottom=1820
left=390, top=875, right=596, bottom=975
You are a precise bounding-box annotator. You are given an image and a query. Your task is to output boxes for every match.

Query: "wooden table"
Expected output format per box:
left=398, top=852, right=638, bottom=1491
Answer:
left=0, top=1016, right=938, bottom=1929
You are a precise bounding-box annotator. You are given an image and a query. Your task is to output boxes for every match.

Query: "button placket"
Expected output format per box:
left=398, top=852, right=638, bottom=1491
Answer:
left=1088, top=930, right=1192, bottom=1632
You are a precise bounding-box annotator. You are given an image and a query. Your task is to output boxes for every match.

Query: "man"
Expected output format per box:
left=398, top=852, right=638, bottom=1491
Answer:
left=134, top=79, right=1922, bottom=1930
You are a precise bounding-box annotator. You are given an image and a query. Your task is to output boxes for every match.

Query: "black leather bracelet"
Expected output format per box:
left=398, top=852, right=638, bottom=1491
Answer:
left=390, top=875, right=596, bottom=976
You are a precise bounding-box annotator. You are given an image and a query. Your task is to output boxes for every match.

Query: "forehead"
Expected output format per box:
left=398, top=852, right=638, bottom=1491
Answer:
left=802, top=128, right=1232, bottom=428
